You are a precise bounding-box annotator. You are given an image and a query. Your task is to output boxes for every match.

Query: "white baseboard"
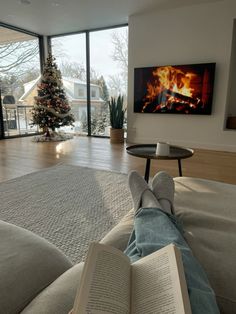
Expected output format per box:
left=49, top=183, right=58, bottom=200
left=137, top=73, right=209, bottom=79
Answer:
left=126, top=136, right=236, bottom=153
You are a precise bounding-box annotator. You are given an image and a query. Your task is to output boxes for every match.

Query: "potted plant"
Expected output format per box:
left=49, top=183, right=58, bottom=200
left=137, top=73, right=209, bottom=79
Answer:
left=108, top=95, right=126, bottom=143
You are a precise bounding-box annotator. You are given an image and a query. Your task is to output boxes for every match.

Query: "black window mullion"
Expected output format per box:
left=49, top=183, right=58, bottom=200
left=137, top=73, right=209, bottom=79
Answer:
left=86, top=31, right=91, bottom=136
left=0, top=88, right=5, bottom=139
left=39, top=35, right=45, bottom=72
left=47, top=36, right=52, bottom=55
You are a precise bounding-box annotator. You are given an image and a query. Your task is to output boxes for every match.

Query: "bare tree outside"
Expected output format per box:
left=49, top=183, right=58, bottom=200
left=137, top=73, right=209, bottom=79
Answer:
left=108, top=74, right=124, bottom=96
left=0, top=31, right=41, bottom=101
left=111, top=29, right=128, bottom=76
left=0, top=40, right=39, bottom=76
left=108, top=28, right=128, bottom=98
left=52, top=28, right=128, bottom=97
left=59, top=61, right=86, bottom=81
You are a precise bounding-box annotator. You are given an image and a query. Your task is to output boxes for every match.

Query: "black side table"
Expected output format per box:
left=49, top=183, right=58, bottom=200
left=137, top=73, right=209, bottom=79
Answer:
left=126, top=144, right=194, bottom=182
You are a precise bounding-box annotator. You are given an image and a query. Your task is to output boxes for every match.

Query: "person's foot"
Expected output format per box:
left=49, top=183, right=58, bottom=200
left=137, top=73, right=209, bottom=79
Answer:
left=128, top=171, right=161, bottom=212
left=142, top=189, right=161, bottom=209
left=151, top=171, right=175, bottom=214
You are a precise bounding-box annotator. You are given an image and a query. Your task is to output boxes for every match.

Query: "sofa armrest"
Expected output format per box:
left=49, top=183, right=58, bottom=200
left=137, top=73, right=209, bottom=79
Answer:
left=21, top=262, right=84, bottom=314
left=100, top=209, right=134, bottom=251
left=0, top=221, right=72, bottom=314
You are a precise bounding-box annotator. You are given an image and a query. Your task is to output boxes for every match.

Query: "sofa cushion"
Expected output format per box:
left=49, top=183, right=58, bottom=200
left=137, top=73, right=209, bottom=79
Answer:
left=174, top=177, right=236, bottom=314
left=21, top=262, right=84, bottom=314
left=0, top=221, right=72, bottom=314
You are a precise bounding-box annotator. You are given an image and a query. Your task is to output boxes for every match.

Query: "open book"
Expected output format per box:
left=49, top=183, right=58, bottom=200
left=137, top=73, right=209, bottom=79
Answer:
left=72, top=242, right=192, bottom=314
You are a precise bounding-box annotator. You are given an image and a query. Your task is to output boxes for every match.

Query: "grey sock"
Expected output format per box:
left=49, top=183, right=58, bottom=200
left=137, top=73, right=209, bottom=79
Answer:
left=158, top=199, right=172, bottom=213
left=151, top=171, right=175, bottom=214
left=141, top=189, right=162, bottom=209
left=128, top=170, right=149, bottom=212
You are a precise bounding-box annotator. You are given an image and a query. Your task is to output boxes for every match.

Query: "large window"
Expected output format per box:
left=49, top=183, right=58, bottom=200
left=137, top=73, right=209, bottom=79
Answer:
left=0, top=26, right=41, bottom=138
left=51, top=25, right=128, bottom=137
left=90, top=27, right=128, bottom=136
left=51, top=33, right=87, bottom=135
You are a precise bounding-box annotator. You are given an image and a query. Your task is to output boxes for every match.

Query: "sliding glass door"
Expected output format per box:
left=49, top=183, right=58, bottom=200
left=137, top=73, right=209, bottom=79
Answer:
left=51, top=25, right=128, bottom=137
left=0, top=25, right=41, bottom=138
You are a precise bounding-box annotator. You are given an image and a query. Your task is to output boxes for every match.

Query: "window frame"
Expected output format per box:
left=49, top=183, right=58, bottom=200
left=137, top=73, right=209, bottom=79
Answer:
left=0, top=22, right=44, bottom=139
left=49, top=23, right=128, bottom=137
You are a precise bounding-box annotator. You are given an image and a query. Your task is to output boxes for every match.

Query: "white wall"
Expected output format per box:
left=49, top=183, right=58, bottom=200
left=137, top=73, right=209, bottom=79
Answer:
left=127, top=0, right=236, bottom=152
left=227, top=19, right=236, bottom=116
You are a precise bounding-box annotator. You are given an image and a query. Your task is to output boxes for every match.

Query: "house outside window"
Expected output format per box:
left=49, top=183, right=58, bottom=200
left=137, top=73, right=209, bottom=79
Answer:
left=91, top=89, right=96, bottom=98
left=78, top=89, right=85, bottom=97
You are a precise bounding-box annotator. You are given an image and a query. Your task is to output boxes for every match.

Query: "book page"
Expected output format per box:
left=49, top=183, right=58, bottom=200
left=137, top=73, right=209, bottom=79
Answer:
left=73, top=242, right=131, bottom=314
left=131, top=244, right=191, bottom=314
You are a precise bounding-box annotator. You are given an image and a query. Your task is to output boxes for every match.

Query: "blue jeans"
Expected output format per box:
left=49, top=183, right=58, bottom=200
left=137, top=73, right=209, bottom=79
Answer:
left=124, top=207, right=220, bottom=314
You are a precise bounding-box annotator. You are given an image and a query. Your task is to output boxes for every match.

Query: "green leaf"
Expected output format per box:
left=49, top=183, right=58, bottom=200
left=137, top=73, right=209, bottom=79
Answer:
left=108, top=94, right=125, bottom=129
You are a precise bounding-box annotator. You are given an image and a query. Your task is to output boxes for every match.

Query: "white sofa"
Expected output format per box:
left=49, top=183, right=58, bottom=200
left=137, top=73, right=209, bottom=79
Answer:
left=1, top=177, right=235, bottom=314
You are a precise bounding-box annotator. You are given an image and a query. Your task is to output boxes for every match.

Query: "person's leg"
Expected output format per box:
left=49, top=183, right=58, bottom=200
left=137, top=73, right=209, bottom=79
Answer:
left=125, top=171, right=219, bottom=314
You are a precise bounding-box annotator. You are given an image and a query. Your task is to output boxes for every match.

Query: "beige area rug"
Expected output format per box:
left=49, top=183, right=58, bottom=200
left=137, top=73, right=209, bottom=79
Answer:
left=0, top=164, right=133, bottom=263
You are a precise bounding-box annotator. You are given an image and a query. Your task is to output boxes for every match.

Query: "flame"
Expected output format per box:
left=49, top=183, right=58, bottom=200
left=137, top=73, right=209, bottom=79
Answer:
left=153, top=66, right=195, bottom=97
left=142, top=66, right=198, bottom=112
left=146, top=82, right=160, bottom=102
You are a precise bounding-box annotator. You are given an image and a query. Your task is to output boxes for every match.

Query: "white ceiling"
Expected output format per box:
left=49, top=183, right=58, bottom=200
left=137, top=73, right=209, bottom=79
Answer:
left=0, top=0, right=221, bottom=36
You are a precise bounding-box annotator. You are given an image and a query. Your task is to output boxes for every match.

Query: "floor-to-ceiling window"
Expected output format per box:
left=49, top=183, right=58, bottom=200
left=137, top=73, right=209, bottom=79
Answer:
left=51, top=25, right=128, bottom=137
left=0, top=25, right=42, bottom=138
left=90, top=27, right=128, bottom=136
left=51, top=33, right=87, bottom=135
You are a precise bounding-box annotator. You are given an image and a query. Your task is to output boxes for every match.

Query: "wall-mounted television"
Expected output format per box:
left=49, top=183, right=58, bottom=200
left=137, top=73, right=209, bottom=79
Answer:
left=134, top=63, right=215, bottom=114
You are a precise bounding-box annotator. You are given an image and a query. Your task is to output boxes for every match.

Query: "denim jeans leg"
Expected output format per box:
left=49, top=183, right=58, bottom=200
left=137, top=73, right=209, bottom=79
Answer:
left=124, top=207, right=220, bottom=314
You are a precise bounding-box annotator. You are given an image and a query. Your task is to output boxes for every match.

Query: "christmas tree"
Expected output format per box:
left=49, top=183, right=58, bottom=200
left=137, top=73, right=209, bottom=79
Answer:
left=31, top=53, right=74, bottom=137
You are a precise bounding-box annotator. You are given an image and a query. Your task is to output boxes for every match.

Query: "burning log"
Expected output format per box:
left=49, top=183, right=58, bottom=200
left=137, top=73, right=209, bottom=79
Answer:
left=158, top=89, right=198, bottom=105
left=143, top=88, right=202, bottom=113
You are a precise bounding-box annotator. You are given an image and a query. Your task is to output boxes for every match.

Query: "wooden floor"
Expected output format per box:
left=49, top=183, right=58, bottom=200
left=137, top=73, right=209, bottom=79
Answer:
left=0, top=135, right=236, bottom=184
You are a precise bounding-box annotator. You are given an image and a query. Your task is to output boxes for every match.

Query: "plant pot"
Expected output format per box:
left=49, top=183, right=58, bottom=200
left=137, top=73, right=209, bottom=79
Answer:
left=110, top=128, right=124, bottom=144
